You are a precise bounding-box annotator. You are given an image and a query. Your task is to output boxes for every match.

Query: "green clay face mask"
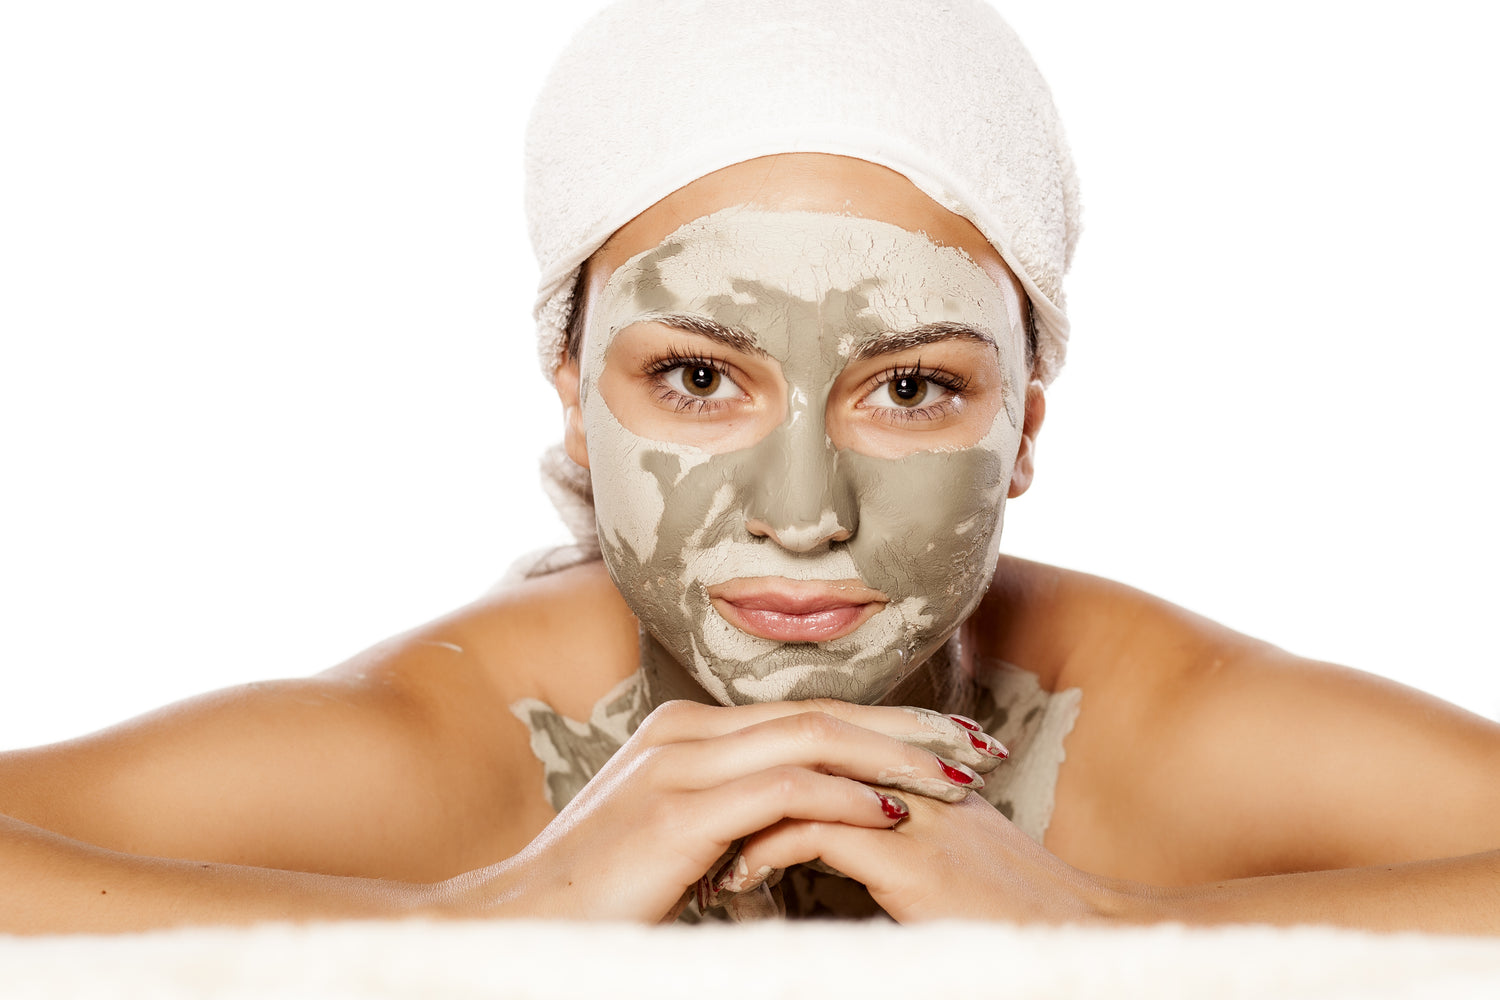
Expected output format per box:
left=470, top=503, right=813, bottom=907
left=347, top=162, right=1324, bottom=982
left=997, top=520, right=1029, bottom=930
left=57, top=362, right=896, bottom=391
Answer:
left=581, top=208, right=1028, bottom=705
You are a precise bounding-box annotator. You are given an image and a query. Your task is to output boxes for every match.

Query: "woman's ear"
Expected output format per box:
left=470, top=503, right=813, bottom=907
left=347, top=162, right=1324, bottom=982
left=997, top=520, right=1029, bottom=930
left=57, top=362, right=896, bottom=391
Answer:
left=554, top=358, right=590, bottom=469
left=1007, top=380, right=1046, bottom=498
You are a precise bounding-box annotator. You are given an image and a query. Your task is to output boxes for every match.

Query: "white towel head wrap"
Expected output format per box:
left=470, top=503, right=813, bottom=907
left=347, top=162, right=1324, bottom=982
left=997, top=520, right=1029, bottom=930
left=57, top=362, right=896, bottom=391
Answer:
left=525, top=0, right=1082, bottom=387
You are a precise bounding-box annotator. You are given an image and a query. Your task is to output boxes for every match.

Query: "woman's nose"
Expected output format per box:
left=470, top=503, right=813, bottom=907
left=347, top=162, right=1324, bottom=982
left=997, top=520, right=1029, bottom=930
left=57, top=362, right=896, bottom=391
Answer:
left=742, top=415, right=857, bottom=552
left=745, top=512, right=853, bottom=552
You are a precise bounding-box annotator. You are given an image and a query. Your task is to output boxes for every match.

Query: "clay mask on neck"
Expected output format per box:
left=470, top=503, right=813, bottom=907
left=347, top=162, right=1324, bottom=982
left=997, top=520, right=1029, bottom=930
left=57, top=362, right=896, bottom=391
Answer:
left=581, top=208, right=1027, bottom=705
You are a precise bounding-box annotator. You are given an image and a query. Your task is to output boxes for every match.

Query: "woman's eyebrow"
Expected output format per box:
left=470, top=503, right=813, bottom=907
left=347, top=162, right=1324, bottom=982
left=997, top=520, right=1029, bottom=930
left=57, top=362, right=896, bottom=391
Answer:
left=851, top=322, right=996, bottom=362
left=649, top=313, right=768, bottom=357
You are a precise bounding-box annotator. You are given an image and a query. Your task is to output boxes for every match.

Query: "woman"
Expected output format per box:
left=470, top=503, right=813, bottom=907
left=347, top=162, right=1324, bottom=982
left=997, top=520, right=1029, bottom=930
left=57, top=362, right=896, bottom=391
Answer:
left=2, top=0, right=1498, bottom=931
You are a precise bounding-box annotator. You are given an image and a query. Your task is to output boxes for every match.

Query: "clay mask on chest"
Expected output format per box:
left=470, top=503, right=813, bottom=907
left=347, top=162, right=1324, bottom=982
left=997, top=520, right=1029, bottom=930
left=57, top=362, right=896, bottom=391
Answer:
left=581, top=208, right=1027, bottom=705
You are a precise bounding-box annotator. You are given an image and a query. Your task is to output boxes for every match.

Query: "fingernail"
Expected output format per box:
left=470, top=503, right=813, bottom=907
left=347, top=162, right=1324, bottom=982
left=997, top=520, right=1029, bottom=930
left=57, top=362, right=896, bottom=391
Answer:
left=938, top=757, right=982, bottom=787
left=711, top=858, right=740, bottom=894
left=877, top=792, right=909, bottom=821
left=949, top=714, right=982, bottom=731
left=968, top=731, right=1009, bottom=759
left=719, top=862, right=774, bottom=895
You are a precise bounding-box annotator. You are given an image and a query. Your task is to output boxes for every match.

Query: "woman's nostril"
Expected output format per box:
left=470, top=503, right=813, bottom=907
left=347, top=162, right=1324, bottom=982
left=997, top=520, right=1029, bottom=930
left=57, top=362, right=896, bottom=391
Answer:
left=746, top=513, right=852, bottom=552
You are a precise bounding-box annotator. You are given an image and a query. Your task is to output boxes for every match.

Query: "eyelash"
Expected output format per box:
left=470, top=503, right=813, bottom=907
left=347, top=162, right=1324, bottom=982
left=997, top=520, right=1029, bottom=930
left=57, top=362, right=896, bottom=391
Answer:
left=642, top=348, right=739, bottom=413
left=639, top=351, right=971, bottom=422
left=861, top=362, right=970, bottom=424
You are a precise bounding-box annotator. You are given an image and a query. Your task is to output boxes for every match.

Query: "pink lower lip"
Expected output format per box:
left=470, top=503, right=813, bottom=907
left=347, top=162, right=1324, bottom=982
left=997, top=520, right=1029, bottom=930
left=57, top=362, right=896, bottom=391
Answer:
left=713, top=599, right=878, bottom=642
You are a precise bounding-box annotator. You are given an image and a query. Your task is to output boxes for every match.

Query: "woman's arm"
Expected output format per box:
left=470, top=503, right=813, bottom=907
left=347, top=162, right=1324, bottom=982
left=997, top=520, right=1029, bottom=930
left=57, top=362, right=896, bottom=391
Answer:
left=0, top=587, right=573, bottom=936
left=0, top=659, right=535, bottom=883
left=1123, top=649, right=1500, bottom=881
left=1123, top=649, right=1500, bottom=932
left=1131, top=848, right=1500, bottom=933
left=1031, top=570, right=1500, bottom=886
left=0, top=811, right=440, bottom=934
left=0, top=643, right=499, bottom=932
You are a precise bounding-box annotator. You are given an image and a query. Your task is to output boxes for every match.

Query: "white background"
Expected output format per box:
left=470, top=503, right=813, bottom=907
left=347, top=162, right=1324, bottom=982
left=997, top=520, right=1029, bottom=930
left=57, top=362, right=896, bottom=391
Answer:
left=1, top=1, right=1496, bottom=750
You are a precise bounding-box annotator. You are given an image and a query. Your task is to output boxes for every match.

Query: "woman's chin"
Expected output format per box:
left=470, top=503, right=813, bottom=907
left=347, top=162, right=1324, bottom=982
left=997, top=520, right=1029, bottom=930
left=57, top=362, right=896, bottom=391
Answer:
left=694, top=647, right=919, bottom=707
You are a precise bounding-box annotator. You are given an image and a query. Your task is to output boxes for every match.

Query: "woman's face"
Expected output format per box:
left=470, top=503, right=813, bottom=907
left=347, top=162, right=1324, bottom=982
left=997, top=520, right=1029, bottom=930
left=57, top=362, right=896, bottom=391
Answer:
left=559, top=154, right=1043, bottom=705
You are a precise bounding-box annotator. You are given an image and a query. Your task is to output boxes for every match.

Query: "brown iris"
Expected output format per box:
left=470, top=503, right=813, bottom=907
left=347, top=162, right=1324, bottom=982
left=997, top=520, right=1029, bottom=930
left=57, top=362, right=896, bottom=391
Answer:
left=887, top=375, right=927, bottom=407
left=685, top=365, right=721, bottom=397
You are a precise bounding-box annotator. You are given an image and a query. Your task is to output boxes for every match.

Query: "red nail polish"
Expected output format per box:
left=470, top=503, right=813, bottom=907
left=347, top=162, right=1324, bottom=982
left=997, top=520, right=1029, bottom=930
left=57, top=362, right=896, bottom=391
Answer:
left=938, top=759, right=975, bottom=784
left=878, top=794, right=909, bottom=820
left=968, top=732, right=1008, bottom=758
left=949, top=715, right=982, bottom=731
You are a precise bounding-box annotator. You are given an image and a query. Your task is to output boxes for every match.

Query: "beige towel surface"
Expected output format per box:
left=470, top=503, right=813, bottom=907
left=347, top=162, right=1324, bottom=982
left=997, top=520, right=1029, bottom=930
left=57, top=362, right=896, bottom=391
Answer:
left=6, top=919, right=1500, bottom=999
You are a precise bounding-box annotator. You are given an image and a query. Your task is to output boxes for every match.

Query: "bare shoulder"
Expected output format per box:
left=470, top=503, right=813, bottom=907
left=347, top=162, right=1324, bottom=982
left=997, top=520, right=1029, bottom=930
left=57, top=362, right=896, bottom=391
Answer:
left=433, top=559, right=641, bottom=719
left=990, top=557, right=1500, bottom=884
left=973, top=555, right=1244, bottom=702
left=0, top=559, right=638, bottom=881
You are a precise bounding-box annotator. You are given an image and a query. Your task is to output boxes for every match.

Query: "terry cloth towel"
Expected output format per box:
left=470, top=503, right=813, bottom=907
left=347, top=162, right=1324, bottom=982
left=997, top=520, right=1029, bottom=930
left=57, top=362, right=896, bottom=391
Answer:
left=524, top=0, right=1081, bottom=387
left=8, top=920, right=1500, bottom=999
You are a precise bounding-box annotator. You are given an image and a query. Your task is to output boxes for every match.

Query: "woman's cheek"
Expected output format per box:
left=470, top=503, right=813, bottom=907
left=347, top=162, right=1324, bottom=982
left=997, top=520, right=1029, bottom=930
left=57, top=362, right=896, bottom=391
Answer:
left=843, top=445, right=1011, bottom=612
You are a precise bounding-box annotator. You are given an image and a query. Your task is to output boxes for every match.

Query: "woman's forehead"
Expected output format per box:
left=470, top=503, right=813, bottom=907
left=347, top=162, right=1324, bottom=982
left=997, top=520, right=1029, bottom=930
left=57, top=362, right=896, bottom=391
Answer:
left=592, top=208, right=1022, bottom=373
left=587, top=153, right=1023, bottom=300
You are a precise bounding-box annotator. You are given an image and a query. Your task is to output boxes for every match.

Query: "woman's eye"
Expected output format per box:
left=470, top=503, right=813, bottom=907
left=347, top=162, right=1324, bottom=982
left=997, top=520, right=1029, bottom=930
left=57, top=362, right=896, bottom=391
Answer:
left=665, top=364, right=740, bottom=400
left=862, top=375, right=951, bottom=410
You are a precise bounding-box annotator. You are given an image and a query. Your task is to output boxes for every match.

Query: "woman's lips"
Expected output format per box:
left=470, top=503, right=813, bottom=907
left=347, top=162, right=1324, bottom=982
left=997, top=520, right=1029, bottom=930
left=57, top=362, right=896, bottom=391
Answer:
left=707, top=577, right=888, bottom=643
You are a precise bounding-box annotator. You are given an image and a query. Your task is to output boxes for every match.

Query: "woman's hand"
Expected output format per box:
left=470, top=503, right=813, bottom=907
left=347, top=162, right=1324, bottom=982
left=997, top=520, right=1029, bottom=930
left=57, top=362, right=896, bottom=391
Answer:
left=439, top=699, right=1005, bottom=922
left=719, top=782, right=1131, bottom=925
